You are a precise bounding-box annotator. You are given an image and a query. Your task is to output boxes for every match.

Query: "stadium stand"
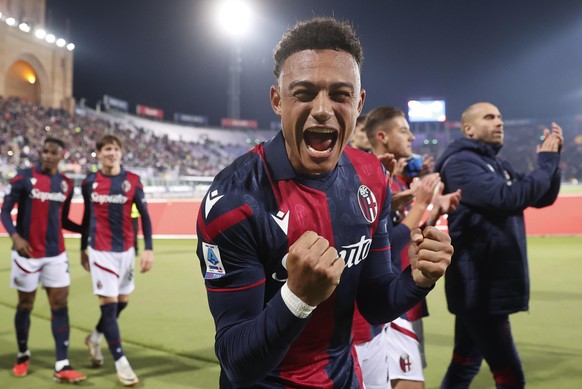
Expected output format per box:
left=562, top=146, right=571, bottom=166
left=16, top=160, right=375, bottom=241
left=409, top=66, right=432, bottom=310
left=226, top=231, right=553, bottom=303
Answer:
left=1, top=95, right=581, bottom=199
left=0, top=95, right=277, bottom=197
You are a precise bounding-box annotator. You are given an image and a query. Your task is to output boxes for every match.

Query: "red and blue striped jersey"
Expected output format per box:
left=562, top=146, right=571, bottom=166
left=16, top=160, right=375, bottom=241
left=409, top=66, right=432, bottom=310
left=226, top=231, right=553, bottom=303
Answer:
left=196, top=132, right=430, bottom=388
left=81, top=168, right=152, bottom=252
left=1, top=166, right=78, bottom=258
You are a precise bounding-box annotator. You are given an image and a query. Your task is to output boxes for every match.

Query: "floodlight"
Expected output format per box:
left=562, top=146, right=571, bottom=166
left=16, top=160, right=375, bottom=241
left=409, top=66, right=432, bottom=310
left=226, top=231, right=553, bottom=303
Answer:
left=66, top=43, right=75, bottom=51
left=19, top=22, right=30, bottom=32
left=6, top=17, right=16, bottom=26
left=216, top=0, right=252, bottom=37
left=35, top=28, right=47, bottom=39
left=45, top=33, right=56, bottom=43
left=56, top=38, right=66, bottom=47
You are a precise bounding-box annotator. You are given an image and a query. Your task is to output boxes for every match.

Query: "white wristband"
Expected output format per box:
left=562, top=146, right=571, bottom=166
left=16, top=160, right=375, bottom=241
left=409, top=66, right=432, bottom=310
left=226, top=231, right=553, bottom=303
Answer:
left=281, top=282, right=316, bottom=319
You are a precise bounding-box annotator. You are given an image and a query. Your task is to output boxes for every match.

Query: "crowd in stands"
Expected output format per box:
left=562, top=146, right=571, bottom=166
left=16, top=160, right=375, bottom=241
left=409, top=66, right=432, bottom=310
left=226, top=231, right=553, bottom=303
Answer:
left=1, top=95, right=581, bottom=190
left=0, top=96, right=273, bottom=187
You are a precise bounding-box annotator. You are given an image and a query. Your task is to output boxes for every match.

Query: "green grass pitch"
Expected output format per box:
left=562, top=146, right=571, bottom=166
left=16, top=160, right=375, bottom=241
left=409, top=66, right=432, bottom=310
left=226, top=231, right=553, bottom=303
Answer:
left=0, top=236, right=581, bottom=388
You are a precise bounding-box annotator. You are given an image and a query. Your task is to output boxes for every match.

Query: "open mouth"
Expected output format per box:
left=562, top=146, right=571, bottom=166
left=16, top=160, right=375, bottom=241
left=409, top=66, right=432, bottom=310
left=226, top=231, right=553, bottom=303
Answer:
left=304, top=129, right=338, bottom=155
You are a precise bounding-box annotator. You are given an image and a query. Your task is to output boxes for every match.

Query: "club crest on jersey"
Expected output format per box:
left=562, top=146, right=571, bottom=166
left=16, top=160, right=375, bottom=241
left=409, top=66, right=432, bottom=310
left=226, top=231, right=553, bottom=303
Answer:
left=399, top=353, right=412, bottom=373
left=92, top=182, right=98, bottom=189
left=203, top=242, right=226, bottom=279
left=30, top=178, right=37, bottom=186
left=122, top=180, right=131, bottom=193
left=61, top=180, right=68, bottom=193
left=357, top=185, right=378, bottom=223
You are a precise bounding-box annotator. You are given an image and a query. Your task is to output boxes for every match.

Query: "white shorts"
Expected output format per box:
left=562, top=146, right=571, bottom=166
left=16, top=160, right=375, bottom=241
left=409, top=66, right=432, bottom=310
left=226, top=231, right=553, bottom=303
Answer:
left=354, top=330, right=390, bottom=389
left=89, top=247, right=136, bottom=297
left=10, top=251, right=71, bottom=292
left=385, top=317, right=426, bottom=382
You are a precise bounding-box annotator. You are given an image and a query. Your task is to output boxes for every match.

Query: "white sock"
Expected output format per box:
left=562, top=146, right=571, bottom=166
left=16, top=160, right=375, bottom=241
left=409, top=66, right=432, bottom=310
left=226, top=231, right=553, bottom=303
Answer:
left=55, top=359, right=70, bottom=371
left=115, top=355, right=128, bottom=369
left=90, top=329, right=103, bottom=342
left=17, top=350, right=31, bottom=358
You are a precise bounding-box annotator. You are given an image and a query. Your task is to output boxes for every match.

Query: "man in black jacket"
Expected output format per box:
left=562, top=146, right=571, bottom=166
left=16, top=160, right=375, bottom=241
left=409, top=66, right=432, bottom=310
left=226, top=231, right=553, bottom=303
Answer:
left=435, top=102, right=563, bottom=389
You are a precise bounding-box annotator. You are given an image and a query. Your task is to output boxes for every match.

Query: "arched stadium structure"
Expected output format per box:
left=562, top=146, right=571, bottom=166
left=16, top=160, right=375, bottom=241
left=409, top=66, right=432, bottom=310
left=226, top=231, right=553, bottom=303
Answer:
left=0, top=0, right=74, bottom=111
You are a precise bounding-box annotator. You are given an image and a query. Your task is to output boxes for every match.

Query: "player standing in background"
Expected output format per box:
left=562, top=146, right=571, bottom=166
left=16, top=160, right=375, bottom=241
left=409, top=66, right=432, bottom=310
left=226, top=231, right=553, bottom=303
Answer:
left=358, top=106, right=461, bottom=389
left=80, top=134, right=154, bottom=387
left=196, top=17, right=453, bottom=388
left=1, top=137, right=87, bottom=383
left=436, top=102, right=562, bottom=389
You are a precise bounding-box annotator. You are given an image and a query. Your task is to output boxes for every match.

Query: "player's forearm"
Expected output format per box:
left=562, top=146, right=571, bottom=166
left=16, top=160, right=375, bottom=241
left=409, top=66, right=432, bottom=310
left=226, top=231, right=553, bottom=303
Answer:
left=357, top=266, right=431, bottom=325
left=400, top=202, right=428, bottom=230
left=532, top=155, right=561, bottom=208
left=390, top=224, right=410, bottom=263
left=423, top=207, right=441, bottom=227
left=1, top=202, right=16, bottom=235
left=62, top=218, right=82, bottom=234
left=140, top=211, right=154, bottom=250
left=212, top=292, right=308, bottom=386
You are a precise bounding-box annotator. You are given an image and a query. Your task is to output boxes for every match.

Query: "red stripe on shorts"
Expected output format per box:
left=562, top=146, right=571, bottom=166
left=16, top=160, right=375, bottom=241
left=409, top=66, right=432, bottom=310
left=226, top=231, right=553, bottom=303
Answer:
left=93, top=262, right=120, bottom=278
left=13, top=259, right=41, bottom=274
left=390, top=321, right=419, bottom=342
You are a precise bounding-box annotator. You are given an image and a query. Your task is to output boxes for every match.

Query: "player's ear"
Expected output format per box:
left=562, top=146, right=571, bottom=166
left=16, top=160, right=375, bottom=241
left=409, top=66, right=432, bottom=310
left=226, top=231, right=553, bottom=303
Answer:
left=357, top=88, right=366, bottom=115
left=270, top=85, right=282, bottom=116
left=377, top=130, right=388, bottom=146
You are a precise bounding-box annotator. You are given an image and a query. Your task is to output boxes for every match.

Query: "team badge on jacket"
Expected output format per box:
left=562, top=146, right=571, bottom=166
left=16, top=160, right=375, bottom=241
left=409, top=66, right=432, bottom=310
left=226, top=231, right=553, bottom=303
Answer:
left=357, top=185, right=378, bottom=223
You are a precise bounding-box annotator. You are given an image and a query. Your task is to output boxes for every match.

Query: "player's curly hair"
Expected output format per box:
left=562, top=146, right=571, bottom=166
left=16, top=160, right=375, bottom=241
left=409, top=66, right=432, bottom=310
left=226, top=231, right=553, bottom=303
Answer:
left=44, top=137, right=66, bottom=150
left=273, top=17, right=363, bottom=80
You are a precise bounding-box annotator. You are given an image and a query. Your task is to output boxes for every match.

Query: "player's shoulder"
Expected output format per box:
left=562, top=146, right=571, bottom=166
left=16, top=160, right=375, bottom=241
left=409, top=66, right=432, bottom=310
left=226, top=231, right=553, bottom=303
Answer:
left=81, top=171, right=97, bottom=186
left=123, top=169, right=141, bottom=180
left=201, top=150, right=264, bottom=222
left=344, top=147, right=384, bottom=174
left=343, top=147, right=389, bottom=200
left=9, top=167, right=32, bottom=184
left=212, top=149, right=264, bottom=189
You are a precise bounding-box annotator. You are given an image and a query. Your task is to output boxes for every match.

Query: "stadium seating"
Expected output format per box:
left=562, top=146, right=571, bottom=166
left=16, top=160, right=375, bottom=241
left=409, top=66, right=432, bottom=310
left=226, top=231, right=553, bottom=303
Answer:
left=1, top=95, right=581, bottom=200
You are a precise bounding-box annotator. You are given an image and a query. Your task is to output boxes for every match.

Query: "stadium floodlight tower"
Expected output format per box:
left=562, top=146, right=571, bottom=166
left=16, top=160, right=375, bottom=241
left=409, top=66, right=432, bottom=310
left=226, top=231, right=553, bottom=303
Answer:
left=216, top=0, right=253, bottom=120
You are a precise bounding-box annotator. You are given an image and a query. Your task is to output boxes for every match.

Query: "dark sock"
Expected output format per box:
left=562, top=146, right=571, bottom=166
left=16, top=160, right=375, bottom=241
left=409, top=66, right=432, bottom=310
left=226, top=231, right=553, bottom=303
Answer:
left=95, top=301, right=128, bottom=333
left=117, top=301, right=128, bottom=318
left=15, top=307, right=31, bottom=354
left=95, top=312, right=105, bottom=333
left=99, top=302, right=124, bottom=361
left=51, top=307, right=70, bottom=361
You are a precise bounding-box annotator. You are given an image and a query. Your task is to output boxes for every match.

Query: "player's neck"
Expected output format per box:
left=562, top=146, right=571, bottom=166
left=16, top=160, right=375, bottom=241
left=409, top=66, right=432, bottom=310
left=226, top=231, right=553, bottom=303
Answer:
left=101, top=165, right=121, bottom=176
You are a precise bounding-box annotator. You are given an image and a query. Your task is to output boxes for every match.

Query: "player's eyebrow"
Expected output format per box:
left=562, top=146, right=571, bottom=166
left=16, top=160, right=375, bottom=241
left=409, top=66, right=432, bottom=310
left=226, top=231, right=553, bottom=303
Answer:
left=288, top=80, right=355, bottom=91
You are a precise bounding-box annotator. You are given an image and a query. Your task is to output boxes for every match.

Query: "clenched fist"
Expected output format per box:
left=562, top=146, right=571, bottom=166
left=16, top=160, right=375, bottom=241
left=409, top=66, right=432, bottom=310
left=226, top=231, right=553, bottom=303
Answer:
left=285, top=231, right=345, bottom=307
left=408, top=226, right=453, bottom=288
